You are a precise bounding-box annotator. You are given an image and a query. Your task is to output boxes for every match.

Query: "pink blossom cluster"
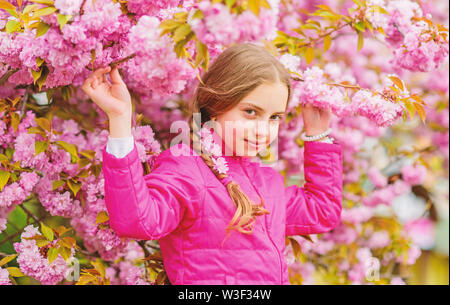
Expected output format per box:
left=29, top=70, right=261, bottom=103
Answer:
left=13, top=225, right=73, bottom=285
left=362, top=179, right=411, bottom=207
left=126, top=0, right=183, bottom=18
left=188, top=0, right=278, bottom=46
left=0, top=0, right=132, bottom=89
left=295, top=66, right=349, bottom=117
left=377, top=0, right=424, bottom=48
left=292, top=66, right=405, bottom=127
left=0, top=171, right=39, bottom=209
left=350, top=89, right=404, bottom=127
left=54, top=0, right=83, bottom=16
left=105, top=242, right=150, bottom=284
left=132, top=125, right=162, bottom=164
left=71, top=212, right=129, bottom=261
left=123, top=15, right=197, bottom=97
left=367, top=166, right=388, bottom=188
left=0, top=106, right=161, bottom=262
left=0, top=267, right=11, bottom=285
left=390, top=21, right=449, bottom=72
left=403, top=217, right=436, bottom=250
left=400, top=163, right=428, bottom=186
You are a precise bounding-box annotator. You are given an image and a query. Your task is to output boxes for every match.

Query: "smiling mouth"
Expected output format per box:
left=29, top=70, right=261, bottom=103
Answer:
left=244, top=139, right=265, bottom=148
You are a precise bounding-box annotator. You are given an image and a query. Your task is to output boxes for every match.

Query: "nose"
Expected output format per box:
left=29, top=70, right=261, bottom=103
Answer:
left=254, top=120, right=269, bottom=143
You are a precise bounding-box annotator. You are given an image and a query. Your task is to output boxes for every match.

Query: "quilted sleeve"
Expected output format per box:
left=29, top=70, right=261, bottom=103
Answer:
left=285, top=140, right=343, bottom=236
left=101, top=141, right=202, bottom=240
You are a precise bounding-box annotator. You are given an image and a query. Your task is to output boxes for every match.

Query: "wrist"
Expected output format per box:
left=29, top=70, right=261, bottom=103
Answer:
left=301, top=128, right=332, bottom=142
left=305, top=129, right=328, bottom=137
left=108, top=112, right=132, bottom=138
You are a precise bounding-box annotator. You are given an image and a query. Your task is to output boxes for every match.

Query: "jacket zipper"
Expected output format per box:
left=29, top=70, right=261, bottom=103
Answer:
left=240, top=160, right=283, bottom=284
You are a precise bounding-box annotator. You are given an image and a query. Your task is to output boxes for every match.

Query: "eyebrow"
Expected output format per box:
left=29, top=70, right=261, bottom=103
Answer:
left=240, top=102, right=285, bottom=115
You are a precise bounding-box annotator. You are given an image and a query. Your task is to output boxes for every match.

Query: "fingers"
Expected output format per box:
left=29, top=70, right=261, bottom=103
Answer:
left=110, top=66, right=124, bottom=85
left=103, top=72, right=111, bottom=86
left=81, top=77, right=94, bottom=94
left=92, top=66, right=109, bottom=78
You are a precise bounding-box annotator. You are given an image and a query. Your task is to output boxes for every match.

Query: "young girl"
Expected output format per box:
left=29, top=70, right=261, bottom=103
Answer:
left=82, top=42, right=343, bottom=285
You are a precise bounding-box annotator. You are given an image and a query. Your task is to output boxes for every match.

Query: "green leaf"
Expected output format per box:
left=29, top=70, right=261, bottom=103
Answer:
left=0, top=254, right=17, bottom=267
left=91, top=259, right=106, bottom=278
left=35, top=117, right=51, bottom=132
left=67, top=179, right=81, bottom=197
left=369, top=4, right=389, bottom=14
left=414, top=103, right=426, bottom=124
left=388, top=75, right=404, bottom=91
left=403, top=99, right=416, bottom=120
left=305, top=47, right=314, bottom=64
left=80, top=150, right=95, bottom=160
left=36, top=239, right=50, bottom=247
left=35, top=140, right=48, bottom=156
left=56, top=14, right=71, bottom=31
left=248, top=0, right=260, bottom=16
left=61, top=85, right=73, bottom=101
left=33, top=6, right=57, bottom=18
left=58, top=246, right=70, bottom=261
left=95, top=211, right=109, bottom=225
left=0, top=0, right=17, bottom=11
left=23, top=4, right=39, bottom=15
left=31, top=68, right=42, bottom=85
left=172, top=24, right=191, bottom=42
left=225, top=0, right=237, bottom=9
left=7, top=267, right=25, bottom=277
left=47, top=247, right=59, bottom=264
left=41, top=222, right=54, bottom=241
left=355, top=21, right=365, bottom=32
left=52, top=179, right=65, bottom=191
left=76, top=274, right=96, bottom=285
left=289, top=238, right=302, bottom=261
left=0, top=170, right=11, bottom=192
left=352, top=0, right=363, bottom=7
left=55, top=140, right=78, bottom=159
left=4, top=8, right=18, bottom=19
left=323, top=35, right=331, bottom=52
left=36, top=65, right=49, bottom=91
left=36, top=21, right=51, bottom=38
left=10, top=112, right=20, bottom=133
left=29, top=0, right=55, bottom=4
left=357, top=31, right=364, bottom=51
left=5, top=20, right=21, bottom=33
left=194, top=41, right=207, bottom=68
left=36, top=57, right=44, bottom=67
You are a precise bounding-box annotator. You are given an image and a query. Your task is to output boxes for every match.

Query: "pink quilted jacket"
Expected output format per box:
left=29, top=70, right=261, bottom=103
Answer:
left=101, top=132, right=343, bottom=285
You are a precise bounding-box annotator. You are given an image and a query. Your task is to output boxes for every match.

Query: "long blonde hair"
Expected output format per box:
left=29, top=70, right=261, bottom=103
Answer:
left=187, top=42, right=292, bottom=242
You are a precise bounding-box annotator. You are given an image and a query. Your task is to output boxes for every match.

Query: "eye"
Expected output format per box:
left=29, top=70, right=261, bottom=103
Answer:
left=270, top=114, right=282, bottom=121
left=244, top=109, right=256, bottom=116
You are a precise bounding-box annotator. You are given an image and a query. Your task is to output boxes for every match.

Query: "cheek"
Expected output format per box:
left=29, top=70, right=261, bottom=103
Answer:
left=268, top=124, right=279, bottom=142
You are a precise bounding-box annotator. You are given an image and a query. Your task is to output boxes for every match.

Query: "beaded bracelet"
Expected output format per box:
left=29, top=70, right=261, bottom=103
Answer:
left=300, top=128, right=332, bottom=141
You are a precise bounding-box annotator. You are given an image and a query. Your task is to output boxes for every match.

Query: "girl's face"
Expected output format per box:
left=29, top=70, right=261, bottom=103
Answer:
left=213, top=81, right=288, bottom=157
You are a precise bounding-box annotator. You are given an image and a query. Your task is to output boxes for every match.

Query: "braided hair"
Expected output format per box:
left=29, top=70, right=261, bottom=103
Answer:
left=186, top=42, right=292, bottom=246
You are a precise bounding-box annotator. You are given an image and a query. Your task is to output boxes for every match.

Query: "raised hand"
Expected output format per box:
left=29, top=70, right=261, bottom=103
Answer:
left=82, top=66, right=132, bottom=138
left=81, top=66, right=131, bottom=118
left=302, top=103, right=332, bottom=136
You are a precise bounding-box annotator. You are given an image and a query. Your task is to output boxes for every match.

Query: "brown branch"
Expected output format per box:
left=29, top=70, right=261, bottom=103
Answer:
left=79, top=0, right=88, bottom=16
left=297, top=21, right=352, bottom=49
left=0, top=214, right=47, bottom=247
left=85, top=54, right=137, bottom=72
left=0, top=68, right=19, bottom=86
left=18, top=204, right=40, bottom=224
left=20, top=87, right=29, bottom=118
